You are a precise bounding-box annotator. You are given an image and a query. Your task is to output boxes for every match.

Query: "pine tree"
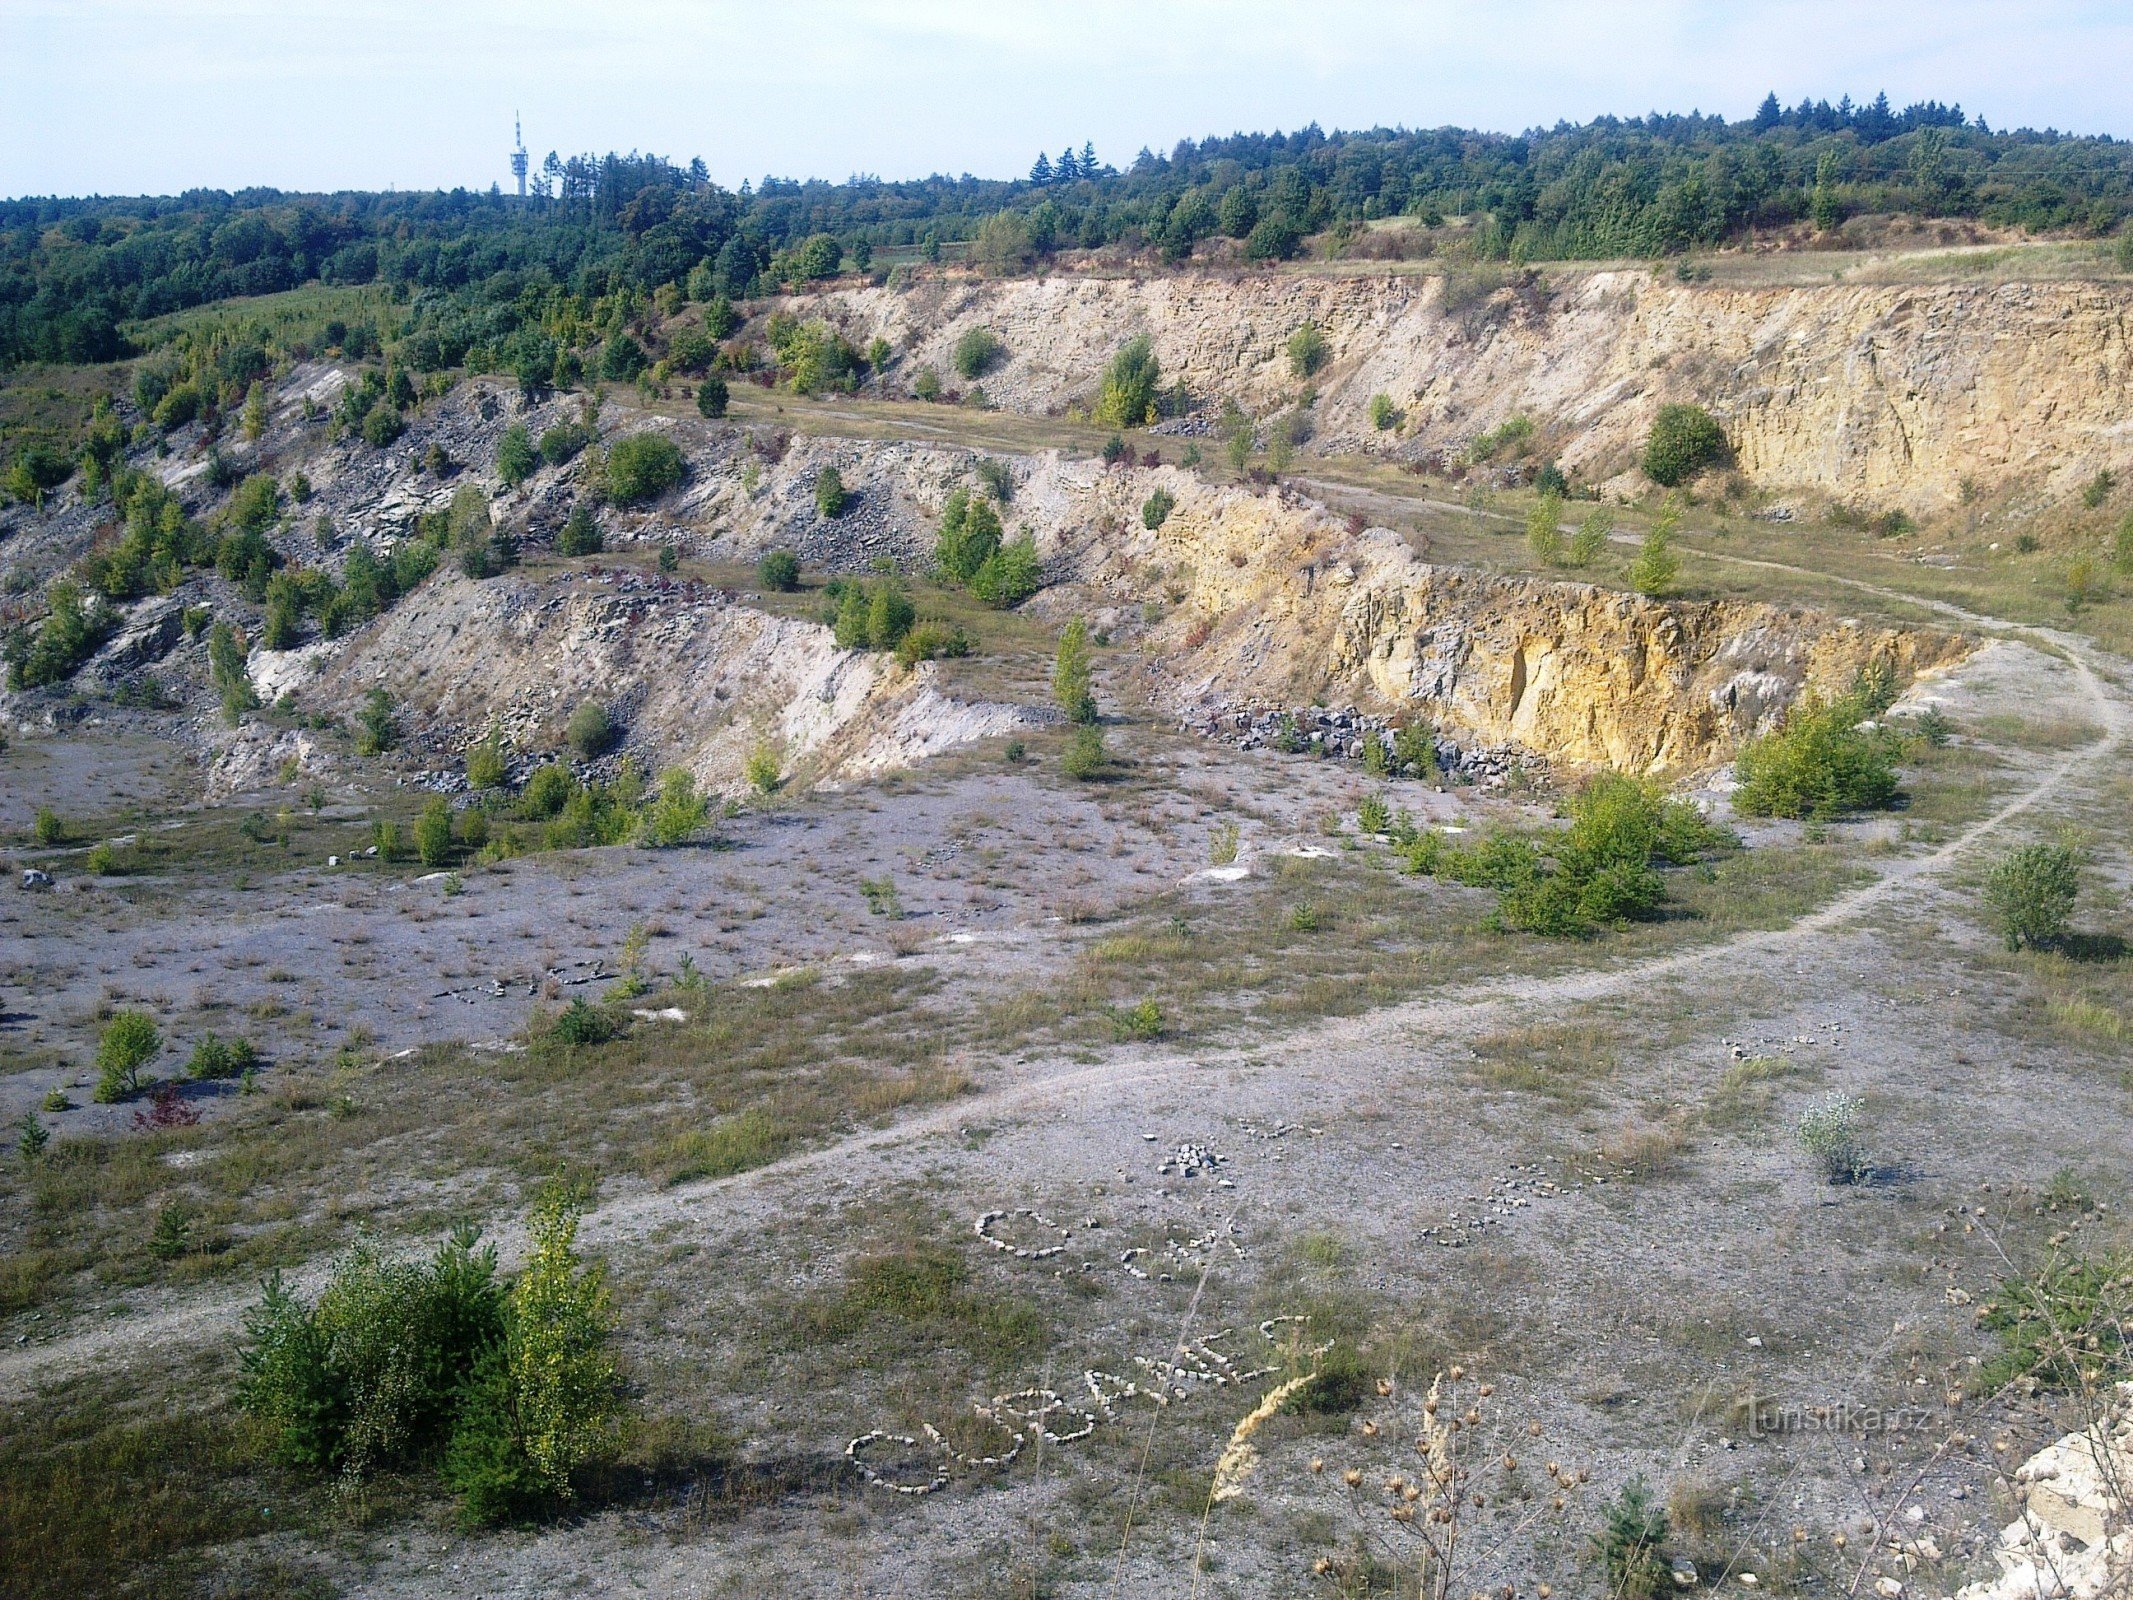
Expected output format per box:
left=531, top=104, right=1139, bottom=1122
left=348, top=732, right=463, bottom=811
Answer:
left=1081, top=141, right=1098, bottom=176
left=1629, top=500, right=1682, bottom=596
left=1055, top=147, right=1079, bottom=182
left=1030, top=151, right=1053, bottom=185
left=1753, top=92, right=1781, bottom=132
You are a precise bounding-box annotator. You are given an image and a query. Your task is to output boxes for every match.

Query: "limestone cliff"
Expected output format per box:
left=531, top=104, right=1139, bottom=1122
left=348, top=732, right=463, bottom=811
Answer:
left=671, top=439, right=1966, bottom=774
left=791, top=270, right=2133, bottom=512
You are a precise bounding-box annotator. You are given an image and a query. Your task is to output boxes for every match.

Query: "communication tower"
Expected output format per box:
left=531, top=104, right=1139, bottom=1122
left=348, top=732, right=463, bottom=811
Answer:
left=510, top=115, right=529, bottom=198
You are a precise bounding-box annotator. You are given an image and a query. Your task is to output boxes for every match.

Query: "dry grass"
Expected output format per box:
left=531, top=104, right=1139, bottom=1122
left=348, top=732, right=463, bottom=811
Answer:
left=1469, top=1020, right=1621, bottom=1103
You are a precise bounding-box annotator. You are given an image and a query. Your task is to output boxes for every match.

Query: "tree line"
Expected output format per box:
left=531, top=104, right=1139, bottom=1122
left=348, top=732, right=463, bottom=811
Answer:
left=8, top=94, right=2133, bottom=367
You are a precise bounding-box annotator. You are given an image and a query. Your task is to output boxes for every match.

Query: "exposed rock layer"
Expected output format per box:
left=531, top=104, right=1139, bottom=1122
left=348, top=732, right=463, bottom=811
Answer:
left=790, top=270, right=2133, bottom=510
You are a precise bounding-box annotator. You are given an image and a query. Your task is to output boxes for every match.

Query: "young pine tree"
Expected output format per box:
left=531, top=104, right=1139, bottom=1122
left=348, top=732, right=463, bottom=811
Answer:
left=1629, top=500, right=1682, bottom=596
left=1052, top=619, right=1096, bottom=724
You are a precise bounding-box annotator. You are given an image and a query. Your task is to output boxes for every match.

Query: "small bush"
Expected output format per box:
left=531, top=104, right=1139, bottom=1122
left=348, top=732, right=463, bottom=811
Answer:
left=1628, top=501, right=1681, bottom=596
left=33, top=807, right=65, bottom=846
left=952, top=326, right=1004, bottom=380
left=814, top=466, right=848, bottom=519
left=1984, top=840, right=2079, bottom=950
left=566, top=701, right=614, bottom=760
left=1110, top=999, right=1163, bottom=1041
left=969, top=538, right=1043, bottom=607
left=555, top=504, right=603, bottom=557
left=643, top=769, right=708, bottom=846
left=466, top=729, right=507, bottom=791
left=1357, top=794, right=1391, bottom=834
left=1094, top=335, right=1161, bottom=428
left=1527, top=490, right=1565, bottom=565
left=496, top=424, right=537, bottom=489
left=894, top=619, right=971, bottom=667
left=695, top=375, right=728, bottom=418
left=186, top=1033, right=258, bottom=1081
left=1569, top=507, right=1611, bottom=567
left=1733, top=695, right=1898, bottom=819
left=1210, top=822, right=1240, bottom=865
left=1053, top=619, right=1097, bottom=723
left=239, top=1225, right=507, bottom=1481
left=1797, top=1093, right=1869, bottom=1184
left=745, top=743, right=782, bottom=795
left=604, top=433, right=684, bottom=505
left=355, top=688, right=397, bottom=756
left=1141, top=487, right=1176, bottom=530
left=756, top=548, right=801, bottom=592
left=1061, top=723, right=1106, bottom=780
left=1642, top=404, right=1727, bottom=487
left=1592, top=1479, right=1672, bottom=1600
left=414, top=797, right=455, bottom=868
left=549, top=999, right=616, bottom=1047
left=1368, top=392, right=1399, bottom=431
left=1286, top=321, right=1329, bottom=379
left=94, top=1011, right=161, bottom=1102
left=539, top=421, right=592, bottom=467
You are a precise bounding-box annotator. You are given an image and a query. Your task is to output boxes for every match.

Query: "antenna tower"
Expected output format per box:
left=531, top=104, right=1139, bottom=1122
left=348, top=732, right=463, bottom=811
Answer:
left=510, top=114, right=529, bottom=198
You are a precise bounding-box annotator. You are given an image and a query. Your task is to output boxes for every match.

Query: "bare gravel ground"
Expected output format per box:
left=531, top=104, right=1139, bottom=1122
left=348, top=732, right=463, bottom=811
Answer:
left=2, top=430, right=2129, bottom=1599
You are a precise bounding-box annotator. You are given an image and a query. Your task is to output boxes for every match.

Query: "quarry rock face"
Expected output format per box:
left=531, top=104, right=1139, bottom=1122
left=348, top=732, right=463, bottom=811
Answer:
left=794, top=271, right=2133, bottom=511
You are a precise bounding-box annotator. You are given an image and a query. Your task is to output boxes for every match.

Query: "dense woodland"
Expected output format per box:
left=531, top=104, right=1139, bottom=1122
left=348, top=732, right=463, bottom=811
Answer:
left=6, top=94, right=2133, bottom=372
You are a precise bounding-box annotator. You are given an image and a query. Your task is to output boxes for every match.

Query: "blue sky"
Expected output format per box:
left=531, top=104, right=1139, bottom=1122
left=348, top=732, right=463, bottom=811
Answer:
left=5, top=1, right=2132, bottom=198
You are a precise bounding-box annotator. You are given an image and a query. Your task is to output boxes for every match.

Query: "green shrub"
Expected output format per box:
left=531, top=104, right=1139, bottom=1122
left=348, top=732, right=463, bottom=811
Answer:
left=973, top=457, right=1013, bottom=502
left=1628, top=500, right=1680, bottom=596
left=1984, top=840, right=2079, bottom=950
left=496, top=424, right=537, bottom=489
left=604, top=433, right=684, bottom=504
left=643, top=768, right=709, bottom=846
left=539, top=421, right=592, bottom=467
left=829, top=581, right=916, bottom=652
left=414, top=797, right=455, bottom=867
left=910, top=365, right=942, bottom=402
left=442, top=1191, right=619, bottom=1523
left=549, top=999, right=616, bottom=1046
left=1094, top=335, right=1161, bottom=428
left=970, top=538, right=1043, bottom=607
left=1797, top=1092, right=1869, bottom=1184
left=756, top=548, right=800, bottom=591
left=1110, top=999, right=1163, bottom=1041
left=1391, top=720, right=1435, bottom=775
left=1733, top=696, right=1899, bottom=819
left=360, top=405, right=405, bottom=449
left=815, top=466, right=848, bottom=518
left=1053, top=619, right=1096, bottom=723
left=1568, top=508, right=1611, bottom=566
left=466, top=729, right=507, bottom=790
left=1592, top=1479, right=1672, bottom=1600
left=934, top=488, right=1002, bottom=581
left=1357, top=794, right=1391, bottom=834
left=566, top=701, right=614, bottom=760
left=94, top=1011, right=161, bottom=1102
left=186, top=1033, right=258, bottom=1080
left=1642, top=403, right=1727, bottom=487
left=695, top=375, right=729, bottom=418
left=894, top=619, right=972, bottom=667
left=742, top=742, right=783, bottom=795
left=1286, top=321, right=1329, bottom=378
left=1141, top=488, right=1176, bottom=530
left=355, top=688, right=397, bottom=756
left=952, top=326, right=1004, bottom=380
left=1527, top=490, right=1565, bottom=564
left=522, top=763, right=577, bottom=818
left=32, top=807, right=64, bottom=846
left=1367, top=393, right=1399, bottom=431
left=556, top=504, right=602, bottom=557
left=239, top=1226, right=506, bottom=1477
left=1062, top=723, right=1106, bottom=780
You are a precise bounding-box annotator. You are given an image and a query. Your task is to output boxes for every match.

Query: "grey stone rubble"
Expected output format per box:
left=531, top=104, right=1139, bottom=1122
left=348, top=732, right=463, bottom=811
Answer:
left=1174, top=700, right=1551, bottom=789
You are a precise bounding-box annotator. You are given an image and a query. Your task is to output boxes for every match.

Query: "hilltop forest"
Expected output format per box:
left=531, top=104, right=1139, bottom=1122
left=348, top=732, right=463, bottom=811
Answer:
left=6, top=91, right=2133, bottom=375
